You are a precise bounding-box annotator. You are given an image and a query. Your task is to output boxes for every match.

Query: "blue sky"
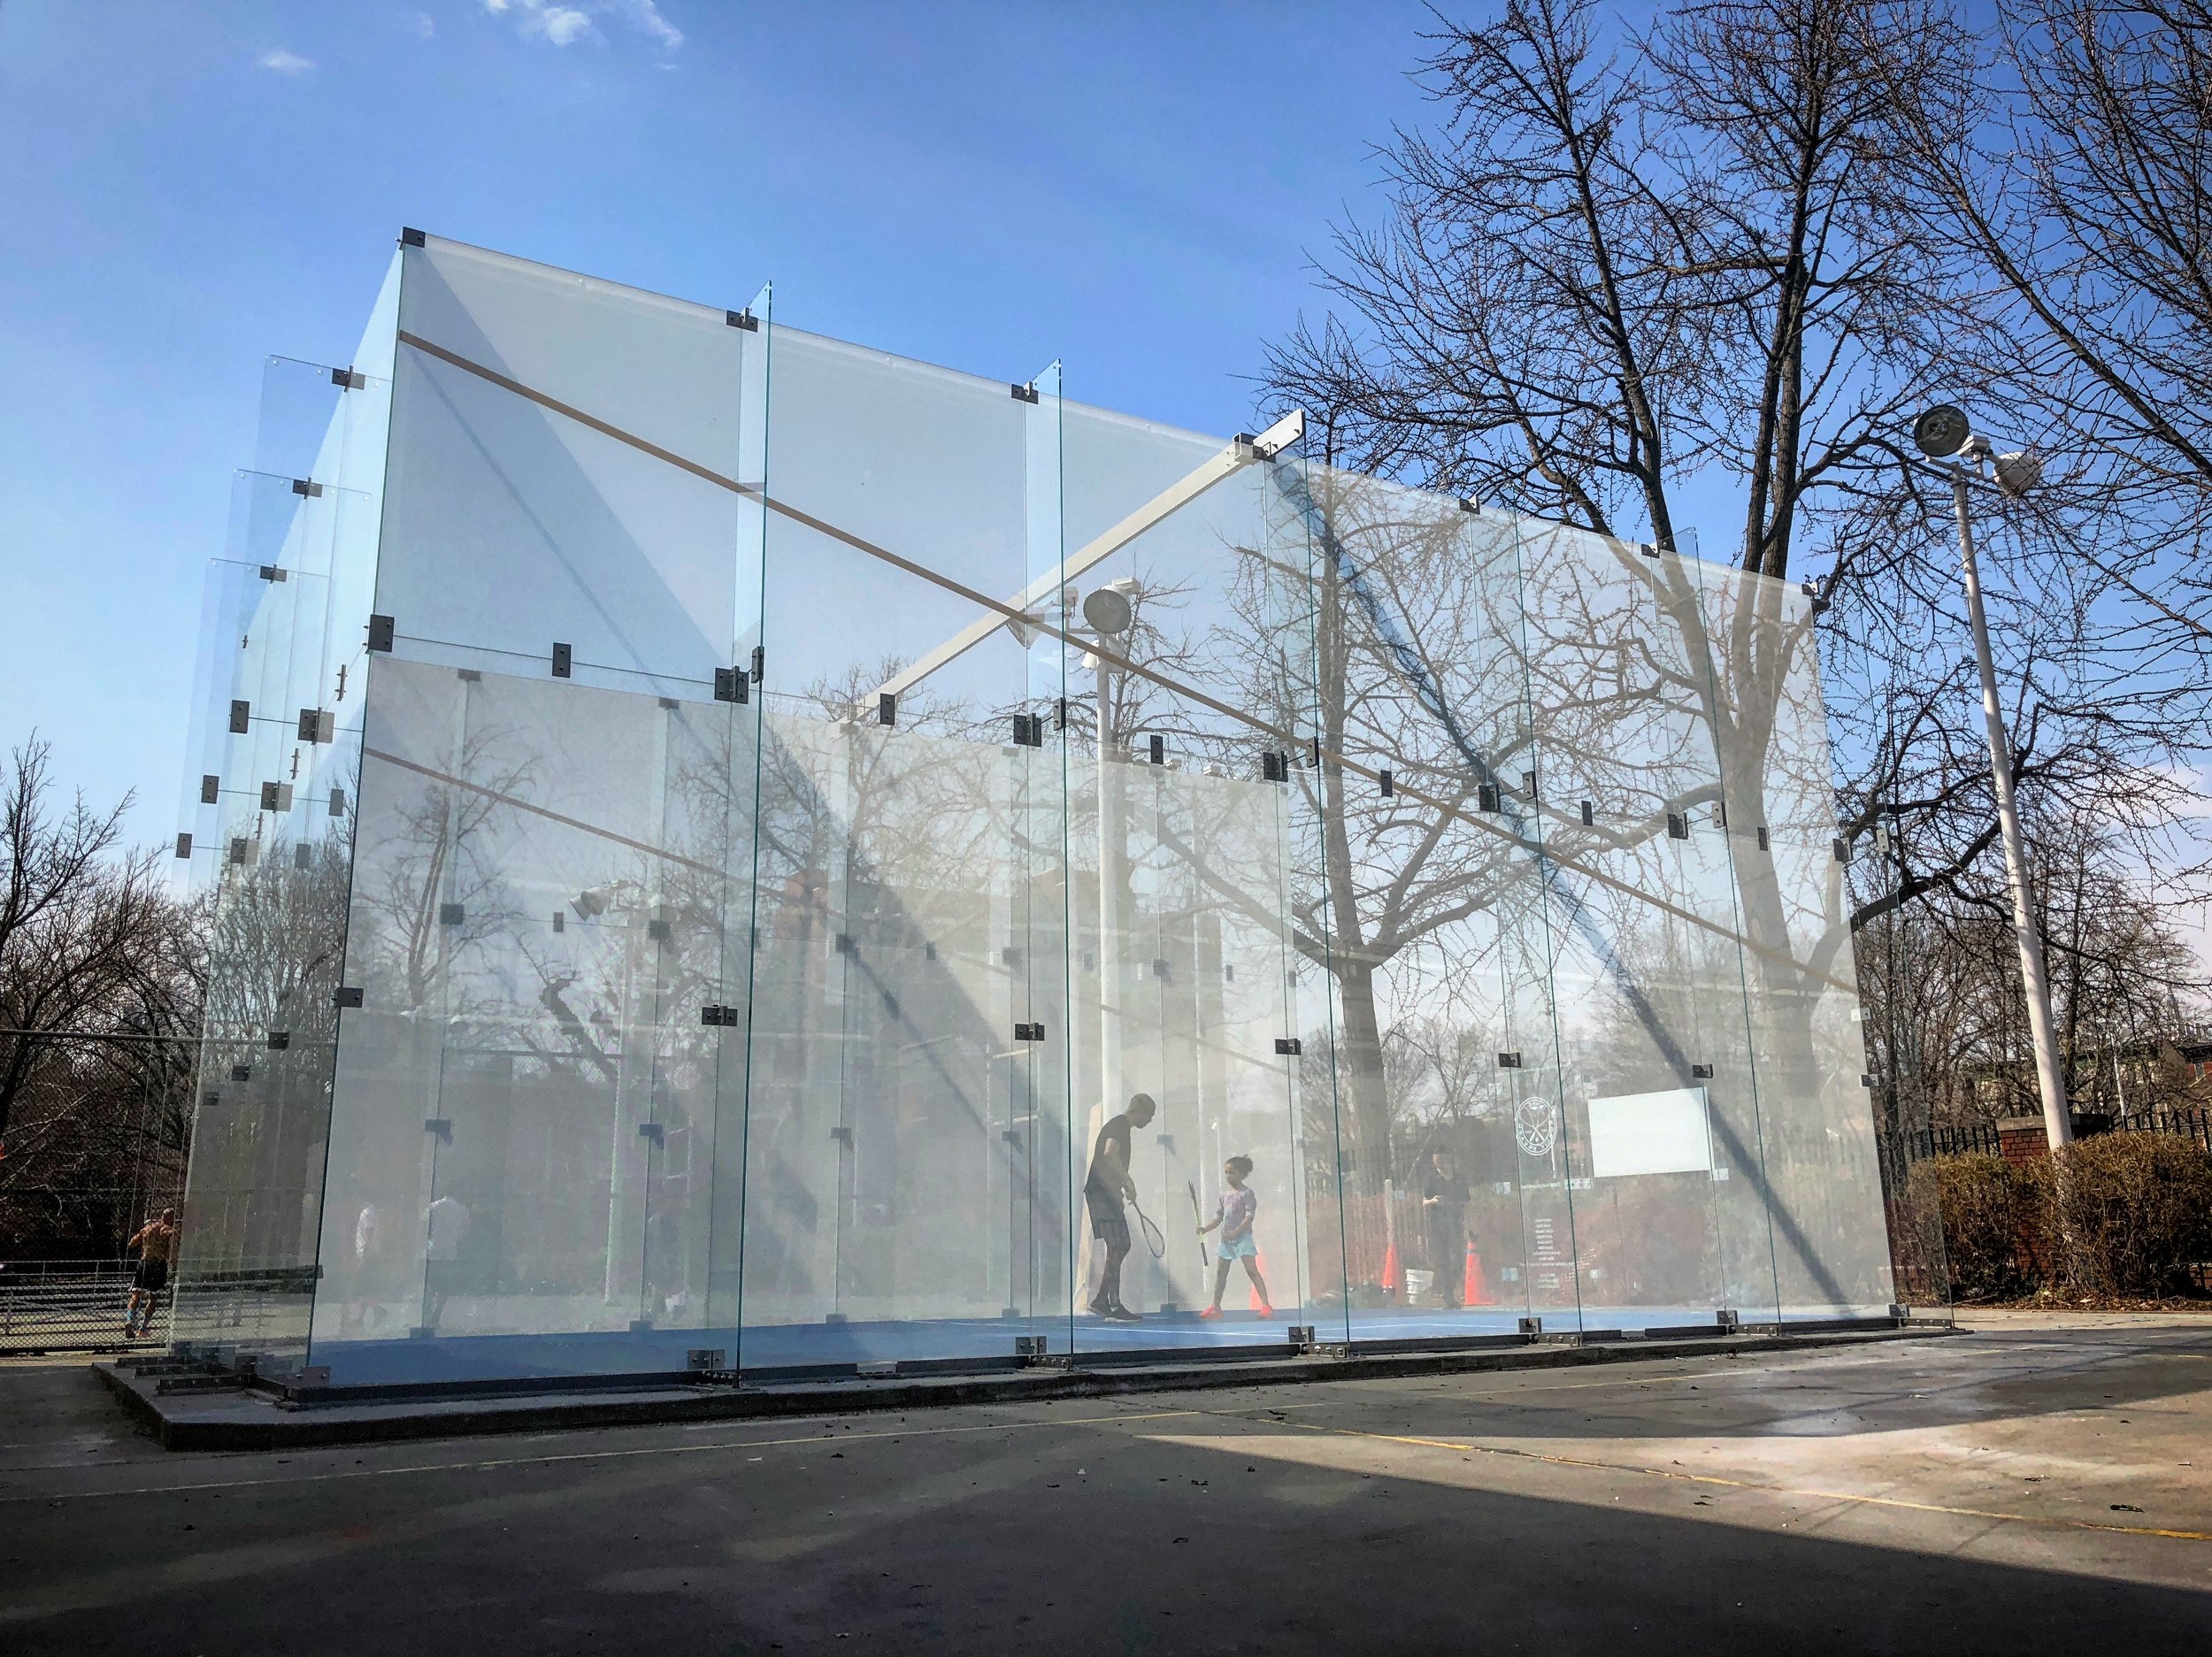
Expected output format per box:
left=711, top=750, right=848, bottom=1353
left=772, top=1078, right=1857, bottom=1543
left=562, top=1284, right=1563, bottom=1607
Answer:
left=0, top=0, right=1437, bottom=844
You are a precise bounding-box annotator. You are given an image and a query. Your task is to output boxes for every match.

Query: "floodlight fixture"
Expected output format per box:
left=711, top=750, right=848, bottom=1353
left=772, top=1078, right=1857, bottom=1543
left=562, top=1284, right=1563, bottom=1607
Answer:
left=1083, top=584, right=1135, bottom=637
left=1912, top=404, right=1970, bottom=457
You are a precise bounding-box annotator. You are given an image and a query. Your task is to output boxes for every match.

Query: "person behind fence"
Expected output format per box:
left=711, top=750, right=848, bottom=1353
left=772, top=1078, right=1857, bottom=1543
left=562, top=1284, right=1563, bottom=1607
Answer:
left=1418, top=1146, right=1467, bottom=1309
left=123, top=1208, right=179, bottom=1339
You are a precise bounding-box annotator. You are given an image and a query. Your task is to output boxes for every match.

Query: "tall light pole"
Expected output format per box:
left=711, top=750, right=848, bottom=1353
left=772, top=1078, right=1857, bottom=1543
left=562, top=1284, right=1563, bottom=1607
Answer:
left=1912, top=406, right=2071, bottom=1148
left=1080, top=580, right=1139, bottom=1128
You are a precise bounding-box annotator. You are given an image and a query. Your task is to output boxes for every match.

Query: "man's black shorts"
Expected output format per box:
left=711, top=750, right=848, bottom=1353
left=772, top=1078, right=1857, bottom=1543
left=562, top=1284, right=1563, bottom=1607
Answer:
left=1086, top=1192, right=1130, bottom=1252
left=133, top=1258, right=169, bottom=1293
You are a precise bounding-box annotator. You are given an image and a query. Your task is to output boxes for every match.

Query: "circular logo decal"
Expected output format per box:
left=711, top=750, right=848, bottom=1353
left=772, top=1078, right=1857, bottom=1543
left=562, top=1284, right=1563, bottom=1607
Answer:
left=1514, top=1093, right=1559, bottom=1159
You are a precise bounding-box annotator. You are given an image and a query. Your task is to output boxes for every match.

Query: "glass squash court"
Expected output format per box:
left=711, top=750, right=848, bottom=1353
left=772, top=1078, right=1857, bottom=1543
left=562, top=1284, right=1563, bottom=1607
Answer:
left=169, top=233, right=1945, bottom=1389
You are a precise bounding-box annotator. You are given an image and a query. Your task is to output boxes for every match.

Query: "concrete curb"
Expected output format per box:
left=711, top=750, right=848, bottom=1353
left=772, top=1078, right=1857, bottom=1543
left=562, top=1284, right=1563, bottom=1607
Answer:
left=96, top=1323, right=1956, bottom=1453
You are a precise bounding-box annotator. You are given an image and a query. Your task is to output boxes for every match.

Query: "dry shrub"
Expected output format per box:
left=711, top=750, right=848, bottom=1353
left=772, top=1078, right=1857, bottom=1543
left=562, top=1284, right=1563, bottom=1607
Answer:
left=2032, top=1135, right=2212, bottom=1298
left=1934, top=1153, right=2036, bottom=1300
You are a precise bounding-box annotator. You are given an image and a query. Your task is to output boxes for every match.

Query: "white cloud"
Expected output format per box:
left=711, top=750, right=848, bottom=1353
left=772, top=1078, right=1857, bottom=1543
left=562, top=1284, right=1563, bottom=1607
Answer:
left=481, top=0, right=681, bottom=50
left=256, top=48, right=315, bottom=74
left=412, top=11, right=436, bottom=39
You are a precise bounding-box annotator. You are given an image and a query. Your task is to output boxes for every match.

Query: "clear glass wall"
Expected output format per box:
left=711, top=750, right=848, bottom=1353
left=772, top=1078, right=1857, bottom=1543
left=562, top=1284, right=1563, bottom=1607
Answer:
left=171, top=234, right=1939, bottom=1385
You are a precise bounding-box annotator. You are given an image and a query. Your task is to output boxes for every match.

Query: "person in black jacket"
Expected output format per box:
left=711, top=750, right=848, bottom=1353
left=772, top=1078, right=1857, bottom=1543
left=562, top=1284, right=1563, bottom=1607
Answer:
left=1418, top=1147, right=1467, bottom=1309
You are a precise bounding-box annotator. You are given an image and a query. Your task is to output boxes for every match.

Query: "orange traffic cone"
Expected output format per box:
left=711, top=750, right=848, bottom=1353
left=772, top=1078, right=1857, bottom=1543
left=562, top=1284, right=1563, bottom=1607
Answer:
left=1463, top=1239, right=1492, bottom=1307
left=1381, top=1239, right=1402, bottom=1296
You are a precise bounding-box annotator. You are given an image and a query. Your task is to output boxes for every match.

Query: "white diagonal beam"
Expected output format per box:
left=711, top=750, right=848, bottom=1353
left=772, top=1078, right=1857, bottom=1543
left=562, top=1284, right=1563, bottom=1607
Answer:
left=874, top=408, right=1305, bottom=701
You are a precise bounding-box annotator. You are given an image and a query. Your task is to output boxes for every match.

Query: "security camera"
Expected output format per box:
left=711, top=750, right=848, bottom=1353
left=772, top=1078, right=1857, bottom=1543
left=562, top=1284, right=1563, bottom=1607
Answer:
left=1993, top=450, right=2041, bottom=497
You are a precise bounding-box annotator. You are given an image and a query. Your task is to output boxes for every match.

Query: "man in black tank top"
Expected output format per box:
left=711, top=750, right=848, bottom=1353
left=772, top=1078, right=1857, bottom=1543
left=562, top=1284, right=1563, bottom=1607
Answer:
left=1083, top=1093, right=1156, bottom=1320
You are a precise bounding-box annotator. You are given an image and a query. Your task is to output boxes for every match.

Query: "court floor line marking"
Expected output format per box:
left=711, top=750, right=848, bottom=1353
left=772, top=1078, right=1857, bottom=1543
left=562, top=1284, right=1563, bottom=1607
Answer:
left=1250, top=1415, right=2212, bottom=1544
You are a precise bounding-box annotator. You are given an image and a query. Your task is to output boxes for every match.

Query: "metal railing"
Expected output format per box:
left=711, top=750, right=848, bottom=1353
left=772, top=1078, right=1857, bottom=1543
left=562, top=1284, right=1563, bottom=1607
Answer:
left=0, top=1260, right=169, bottom=1354
left=1911, top=1108, right=2212, bottom=1160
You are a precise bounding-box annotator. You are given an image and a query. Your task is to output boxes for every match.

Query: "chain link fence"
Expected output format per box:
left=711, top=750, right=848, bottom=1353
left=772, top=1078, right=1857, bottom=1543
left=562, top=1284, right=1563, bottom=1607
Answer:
left=0, top=1259, right=169, bottom=1355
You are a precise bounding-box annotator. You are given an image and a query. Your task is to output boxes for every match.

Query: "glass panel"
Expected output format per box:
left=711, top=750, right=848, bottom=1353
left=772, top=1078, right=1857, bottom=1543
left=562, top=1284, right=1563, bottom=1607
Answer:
left=1296, top=472, right=1539, bottom=1340
left=740, top=329, right=1050, bottom=1370
left=1702, top=565, right=1910, bottom=1318
left=311, top=236, right=754, bottom=1382
left=1509, top=523, right=1767, bottom=1332
left=173, top=324, right=392, bottom=1364
left=1053, top=407, right=1325, bottom=1351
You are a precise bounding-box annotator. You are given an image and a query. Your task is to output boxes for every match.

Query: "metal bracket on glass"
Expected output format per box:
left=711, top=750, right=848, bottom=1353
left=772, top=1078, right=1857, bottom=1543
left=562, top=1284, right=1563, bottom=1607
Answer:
left=334, top=986, right=364, bottom=1009
left=174, top=833, right=192, bottom=859
left=401, top=226, right=426, bottom=247
left=1010, top=381, right=1041, bottom=403
left=726, top=309, right=759, bottom=331
left=331, top=786, right=347, bottom=818
left=1691, top=1063, right=1714, bottom=1079
left=439, top=901, right=465, bottom=926
left=1861, top=1073, right=1877, bottom=1088
left=878, top=692, right=896, bottom=725
left=1801, top=579, right=1831, bottom=615
left=425, top=1118, right=452, bottom=1142
left=687, top=1347, right=729, bottom=1373
left=1148, top=733, right=1164, bottom=765
left=1667, top=812, right=1689, bottom=839
left=1379, top=767, right=1394, bottom=798
left=1262, top=751, right=1287, bottom=783
left=259, top=782, right=292, bottom=812
left=1287, top=1323, right=1318, bottom=1354
left=297, top=708, right=334, bottom=742
left=551, top=641, right=572, bottom=679
left=1497, top=1051, right=1522, bottom=1070
left=291, top=479, right=324, bottom=498
left=332, top=366, right=365, bottom=390
left=1579, top=800, right=1594, bottom=826
left=1756, top=825, right=1770, bottom=850
left=227, top=838, right=251, bottom=866
left=1274, top=1037, right=1302, bottom=1056
left=229, top=699, right=251, bottom=734
left=1458, top=495, right=1479, bottom=513
left=701, top=1004, right=741, bottom=1027
left=1833, top=837, right=1850, bottom=863
left=1014, top=1022, right=1047, bottom=1043
left=829, top=1125, right=854, bottom=1143
left=1011, top=713, right=1044, bottom=748
left=714, top=667, right=749, bottom=703
left=367, top=614, right=396, bottom=653
left=637, top=1123, right=664, bottom=1145
left=1519, top=1316, right=1543, bottom=1339
left=258, top=564, right=288, bottom=582
left=1716, top=1308, right=1740, bottom=1332
left=1479, top=782, right=1500, bottom=811
left=200, top=774, right=220, bottom=803
left=266, top=1031, right=290, bottom=1051
left=231, top=1063, right=252, bottom=1083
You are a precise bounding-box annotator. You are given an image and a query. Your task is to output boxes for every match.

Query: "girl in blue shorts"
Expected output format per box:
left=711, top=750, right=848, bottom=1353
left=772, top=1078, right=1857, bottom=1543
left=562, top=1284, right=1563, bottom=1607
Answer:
left=1196, top=1155, right=1272, bottom=1318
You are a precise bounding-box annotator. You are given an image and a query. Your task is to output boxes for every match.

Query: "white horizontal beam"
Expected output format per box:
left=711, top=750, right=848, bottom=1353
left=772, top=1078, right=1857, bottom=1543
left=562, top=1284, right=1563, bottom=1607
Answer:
left=875, top=408, right=1305, bottom=701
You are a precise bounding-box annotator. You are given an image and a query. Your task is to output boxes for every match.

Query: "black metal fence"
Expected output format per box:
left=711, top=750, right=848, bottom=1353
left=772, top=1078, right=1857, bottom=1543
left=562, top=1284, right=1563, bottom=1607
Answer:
left=1910, top=1109, right=2212, bottom=1160
left=0, top=1260, right=169, bottom=1355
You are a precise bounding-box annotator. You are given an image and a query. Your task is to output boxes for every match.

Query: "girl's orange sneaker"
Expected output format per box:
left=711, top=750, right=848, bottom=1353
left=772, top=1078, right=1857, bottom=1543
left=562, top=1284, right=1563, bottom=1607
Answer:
left=1198, top=1306, right=1220, bottom=1319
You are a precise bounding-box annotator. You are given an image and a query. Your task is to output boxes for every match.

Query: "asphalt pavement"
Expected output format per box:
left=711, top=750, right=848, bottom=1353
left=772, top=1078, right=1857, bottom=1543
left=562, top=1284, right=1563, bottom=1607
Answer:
left=4, top=1310, right=2208, bottom=1653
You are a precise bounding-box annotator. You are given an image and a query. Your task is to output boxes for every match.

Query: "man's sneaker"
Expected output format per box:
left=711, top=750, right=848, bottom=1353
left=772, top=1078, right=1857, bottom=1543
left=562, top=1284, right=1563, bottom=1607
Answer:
left=1104, top=1306, right=1144, bottom=1322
